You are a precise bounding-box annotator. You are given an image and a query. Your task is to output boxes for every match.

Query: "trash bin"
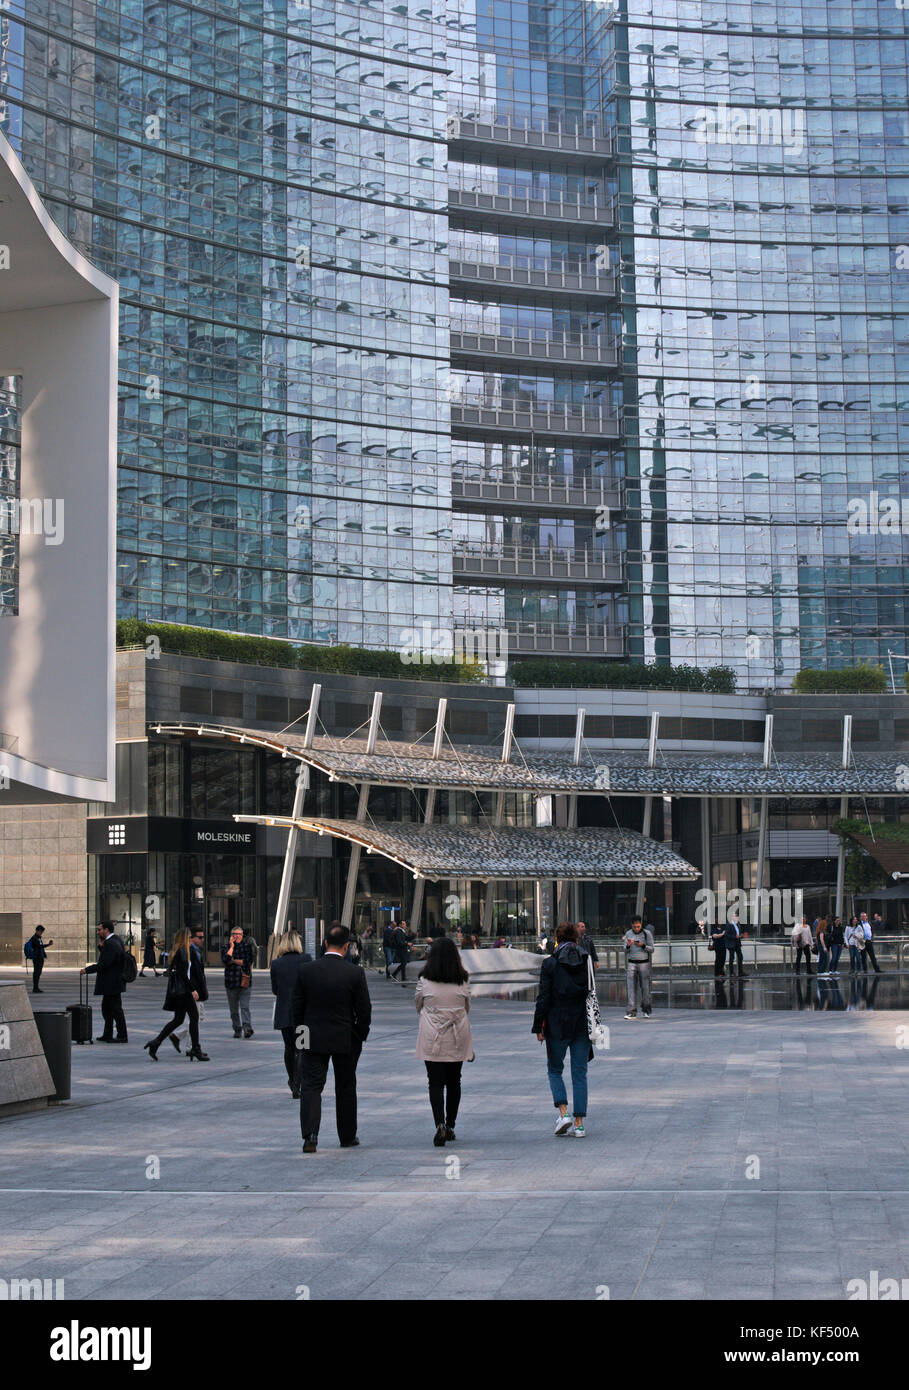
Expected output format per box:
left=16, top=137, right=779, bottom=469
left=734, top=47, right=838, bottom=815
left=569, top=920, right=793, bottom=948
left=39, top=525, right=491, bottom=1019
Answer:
left=33, top=1010, right=72, bottom=1102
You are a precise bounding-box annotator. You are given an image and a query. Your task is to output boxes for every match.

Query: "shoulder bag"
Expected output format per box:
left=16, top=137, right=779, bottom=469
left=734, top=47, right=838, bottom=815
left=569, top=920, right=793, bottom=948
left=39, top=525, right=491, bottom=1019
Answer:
left=585, top=954, right=608, bottom=1052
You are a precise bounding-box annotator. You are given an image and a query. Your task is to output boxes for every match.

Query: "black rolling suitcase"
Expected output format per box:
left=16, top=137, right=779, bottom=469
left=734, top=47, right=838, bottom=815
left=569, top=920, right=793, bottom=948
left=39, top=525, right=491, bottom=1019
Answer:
left=67, top=972, right=93, bottom=1044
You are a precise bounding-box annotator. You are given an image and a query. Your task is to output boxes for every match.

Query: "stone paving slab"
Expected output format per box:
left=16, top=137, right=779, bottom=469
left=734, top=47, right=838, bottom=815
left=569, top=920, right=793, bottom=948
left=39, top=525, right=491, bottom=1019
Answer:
left=0, top=968, right=908, bottom=1300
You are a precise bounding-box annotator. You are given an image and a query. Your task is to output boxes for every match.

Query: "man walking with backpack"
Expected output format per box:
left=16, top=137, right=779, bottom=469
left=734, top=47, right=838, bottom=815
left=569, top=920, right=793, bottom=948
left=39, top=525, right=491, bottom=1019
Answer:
left=81, top=921, right=129, bottom=1043
left=24, top=924, right=53, bottom=993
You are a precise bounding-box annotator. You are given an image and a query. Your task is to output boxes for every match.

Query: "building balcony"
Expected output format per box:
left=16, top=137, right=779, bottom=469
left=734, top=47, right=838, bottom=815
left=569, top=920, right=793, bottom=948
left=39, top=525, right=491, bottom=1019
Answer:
left=448, top=113, right=616, bottom=162
left=450, top=327, right=619, bottom=369
left=453, top=471, right=622, bottom=513
left=459, top=620, right=625, bottom=657
left=453, top=541, right=623, bottom=585
left=450, top=397, right=621, bottom=439
left=449, top=255, right=618, bottom=298
left=449, top=185, right=617, bottom=231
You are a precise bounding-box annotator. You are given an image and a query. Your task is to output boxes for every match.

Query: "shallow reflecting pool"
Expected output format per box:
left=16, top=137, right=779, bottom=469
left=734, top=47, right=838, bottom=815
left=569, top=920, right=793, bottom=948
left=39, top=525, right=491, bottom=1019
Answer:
left=473, top=969, right=909, bottom=1011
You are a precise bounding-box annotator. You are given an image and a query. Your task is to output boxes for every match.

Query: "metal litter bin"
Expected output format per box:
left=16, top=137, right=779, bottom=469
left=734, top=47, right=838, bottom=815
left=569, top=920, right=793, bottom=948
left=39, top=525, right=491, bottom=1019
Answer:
left=33, top=1009, right=72, bottom=1102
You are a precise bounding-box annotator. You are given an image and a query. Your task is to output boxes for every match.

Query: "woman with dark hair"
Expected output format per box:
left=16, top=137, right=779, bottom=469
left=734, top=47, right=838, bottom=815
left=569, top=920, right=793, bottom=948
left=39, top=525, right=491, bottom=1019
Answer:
left=532, top=921, right=592, bottom=1137
left=415, top=936, right=473, bottom=1147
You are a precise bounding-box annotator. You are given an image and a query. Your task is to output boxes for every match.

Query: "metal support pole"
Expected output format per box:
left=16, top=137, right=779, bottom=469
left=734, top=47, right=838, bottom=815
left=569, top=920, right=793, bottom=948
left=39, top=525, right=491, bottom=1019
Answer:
left=409, top=698, right=447, bottom=935
left=753, top=714, right=773, bottom=934
left=482, top=703, right=515, bottom=936
left=341, top=692, right=383, bottom=929
left=558, top=708, right=585, bottom=921
left=635, top=711, right=660, bottom=917
left=272, top=684, right=321, bottom=939
left=835, top=715, right=852, bottom=921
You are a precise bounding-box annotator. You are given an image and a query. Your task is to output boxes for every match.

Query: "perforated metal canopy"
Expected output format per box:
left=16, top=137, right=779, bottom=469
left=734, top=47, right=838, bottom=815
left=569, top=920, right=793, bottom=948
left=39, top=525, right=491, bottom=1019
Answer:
left=155, top=722, right=899, bottom=796
left=234, top=815, right=700, bottom=882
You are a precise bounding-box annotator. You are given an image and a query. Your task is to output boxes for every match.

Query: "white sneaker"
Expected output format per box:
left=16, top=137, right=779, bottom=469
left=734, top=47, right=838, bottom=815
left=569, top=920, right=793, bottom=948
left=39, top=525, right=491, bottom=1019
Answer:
left=623, top=1011, right=637, bottom=1020
left=554, top=1112, right=572, bottom=1136
left=571, top=1121, right=586, bottom=1138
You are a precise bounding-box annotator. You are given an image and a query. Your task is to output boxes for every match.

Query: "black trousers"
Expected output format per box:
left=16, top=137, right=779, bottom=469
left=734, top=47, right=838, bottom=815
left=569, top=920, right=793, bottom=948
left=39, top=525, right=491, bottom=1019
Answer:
left=425, top=1060, right=462, bottom=1127
left=153, top=996, right=198, bottom=1050
left=280, top=1025, right=298, bottom=1087
left=32, top=959, right=43, bottom=990
left=727, top=940, right=745, bottom=972
left=865, top=941, right=881, bottom=972
left=712, top=944, right=726, bottom=976
left=299, top=1044, right=361, bottom=1144
left=793, top=945, right=813, bottom=974
left=391, top=953, right=407, bottom=981
left=100, top=992, right=127, bottom=1040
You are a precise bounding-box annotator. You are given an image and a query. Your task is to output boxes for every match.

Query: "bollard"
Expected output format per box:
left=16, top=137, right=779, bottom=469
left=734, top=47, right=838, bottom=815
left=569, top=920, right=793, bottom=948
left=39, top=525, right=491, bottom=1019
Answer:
left=33, top=1010, right=72, bottom=1102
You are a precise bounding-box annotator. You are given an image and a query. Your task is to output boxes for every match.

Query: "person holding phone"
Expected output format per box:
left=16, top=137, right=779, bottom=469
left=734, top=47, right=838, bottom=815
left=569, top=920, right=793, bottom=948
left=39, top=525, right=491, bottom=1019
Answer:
left=221, top=926, right=256, bottom=1037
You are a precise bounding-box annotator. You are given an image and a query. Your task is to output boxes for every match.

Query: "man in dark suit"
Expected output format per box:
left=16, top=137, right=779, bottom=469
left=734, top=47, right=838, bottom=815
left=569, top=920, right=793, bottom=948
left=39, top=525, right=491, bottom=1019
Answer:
left=26, top=924, right=53, bottom=992
left=292, top=921, right=372, bottom=1154
left=81, top=920, right=128, bottom=1042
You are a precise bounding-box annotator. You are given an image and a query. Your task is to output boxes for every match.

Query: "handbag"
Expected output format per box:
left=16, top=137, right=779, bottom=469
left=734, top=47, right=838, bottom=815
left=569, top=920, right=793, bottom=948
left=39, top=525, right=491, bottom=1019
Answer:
left=585, top=954, right=608, bottom=1051
left=240, top=953, right=251, bottom=989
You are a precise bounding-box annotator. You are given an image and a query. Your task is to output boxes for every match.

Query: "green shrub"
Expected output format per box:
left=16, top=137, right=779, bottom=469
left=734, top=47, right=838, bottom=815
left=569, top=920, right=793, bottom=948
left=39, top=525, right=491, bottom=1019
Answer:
left=834, top=818, right=909, bottom=845
left=509, top=658, right=736, bottom=694
left=793, top=664, right=888, bottom=694
left=116, top=621, right=484, bottom=684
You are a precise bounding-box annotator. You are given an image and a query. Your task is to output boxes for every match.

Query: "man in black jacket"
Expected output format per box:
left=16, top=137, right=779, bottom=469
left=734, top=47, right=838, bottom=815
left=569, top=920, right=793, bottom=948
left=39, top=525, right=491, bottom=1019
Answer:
left=292, top=921, right=372, bottom=1153
left=26, top=924, right=53, bottom=992
left=81, top=921, right=128, bottom=1042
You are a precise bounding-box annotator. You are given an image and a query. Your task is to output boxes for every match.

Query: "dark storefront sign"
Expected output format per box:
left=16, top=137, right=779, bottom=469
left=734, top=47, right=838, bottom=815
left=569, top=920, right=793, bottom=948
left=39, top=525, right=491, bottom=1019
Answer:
left=88, top=818, right=258, bottom=855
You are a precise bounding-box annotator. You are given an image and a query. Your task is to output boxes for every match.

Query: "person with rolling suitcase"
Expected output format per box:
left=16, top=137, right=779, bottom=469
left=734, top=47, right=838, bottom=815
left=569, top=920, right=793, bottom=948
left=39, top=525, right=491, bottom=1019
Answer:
left=67, top=971, right=94, bottom=1044
left=81, top=920, right=129, bottom=1043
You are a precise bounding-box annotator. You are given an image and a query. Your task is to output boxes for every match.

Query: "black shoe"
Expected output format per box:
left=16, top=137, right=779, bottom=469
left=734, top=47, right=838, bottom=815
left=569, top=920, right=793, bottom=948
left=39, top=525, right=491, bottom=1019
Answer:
left=112, top=1037, right=129, bottom=1044
left=433, top=1124, right=447, bottom=1147
left=444, top=1125, right=456, bottom=1142
left=340, top=1138, right=360, bottom=1148
left=96, top=1036, right=114, bottom=1043
left=243, top=1026, right=254, bottom=1038
left=144, top=1040, right=159, bottom=1061
left=187, top=1046, right=210, bottom=1061
left=233, top=1028, right=242, bottom=1038
left=33, top=988, right=43, bottom=993
left=169, top=1035, right=181, bottom=1052
left=302, top=1135, right=318, bottom=1154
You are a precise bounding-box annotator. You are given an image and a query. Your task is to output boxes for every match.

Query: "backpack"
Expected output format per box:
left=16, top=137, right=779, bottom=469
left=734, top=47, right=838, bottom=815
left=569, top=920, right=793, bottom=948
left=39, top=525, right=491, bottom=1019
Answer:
left=23, top=938, right=34, bottom=960
left=121, top=951, right=138, bottom=986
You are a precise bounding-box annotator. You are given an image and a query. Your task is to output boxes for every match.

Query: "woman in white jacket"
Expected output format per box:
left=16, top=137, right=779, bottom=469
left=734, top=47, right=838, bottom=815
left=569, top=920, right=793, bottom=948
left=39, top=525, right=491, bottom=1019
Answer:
left=791, top=916, right=813, bottom=976
left=415, top=936, right=473, bottom=1147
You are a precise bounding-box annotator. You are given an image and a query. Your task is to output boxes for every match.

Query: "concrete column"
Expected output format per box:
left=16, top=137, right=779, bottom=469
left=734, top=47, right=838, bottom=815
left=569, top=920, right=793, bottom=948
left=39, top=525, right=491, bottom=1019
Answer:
left=634, top=711, right=660, bottom=917
left=835, top=715, right=852, bottom=920
left=340, top=692, right=383, bottom=928
left=409, top=698, right=447, bottom=934
left=482, top=703, right=515, bottom=935
left=272, top=684, right=321, bottom=939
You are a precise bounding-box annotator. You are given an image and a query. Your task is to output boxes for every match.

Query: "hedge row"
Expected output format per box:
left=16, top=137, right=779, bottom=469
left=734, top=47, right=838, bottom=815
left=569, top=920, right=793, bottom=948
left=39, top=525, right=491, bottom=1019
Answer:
left=834, top=818, right=909, bottom=845
left=509, top=659, right=737, bottom=693
left=116, top=620, right=484, bottom=684
left=792, top=665, right=888, bottom=694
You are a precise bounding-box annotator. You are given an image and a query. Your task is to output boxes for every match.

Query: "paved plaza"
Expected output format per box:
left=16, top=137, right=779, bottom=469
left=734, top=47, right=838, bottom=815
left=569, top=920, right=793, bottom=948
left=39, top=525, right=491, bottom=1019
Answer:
left=2, top=968, right=909, bottom=1301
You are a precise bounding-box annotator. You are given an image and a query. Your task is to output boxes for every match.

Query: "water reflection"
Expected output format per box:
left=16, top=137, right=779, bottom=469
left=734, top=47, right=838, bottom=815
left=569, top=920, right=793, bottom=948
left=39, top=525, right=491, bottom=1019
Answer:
left=476, top=970, right=896, bottom=1010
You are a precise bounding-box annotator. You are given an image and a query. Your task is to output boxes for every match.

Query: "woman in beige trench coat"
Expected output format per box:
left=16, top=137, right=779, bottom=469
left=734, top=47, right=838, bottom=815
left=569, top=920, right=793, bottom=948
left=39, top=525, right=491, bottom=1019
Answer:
left=415, top=935, right=474, bottom=1147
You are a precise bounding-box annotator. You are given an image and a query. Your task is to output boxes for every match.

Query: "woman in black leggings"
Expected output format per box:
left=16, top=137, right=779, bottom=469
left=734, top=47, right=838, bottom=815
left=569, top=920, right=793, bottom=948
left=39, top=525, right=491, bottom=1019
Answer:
left=414, top=937, right=473, bottom=1147
left=145, top=928, right=209, bottom=1061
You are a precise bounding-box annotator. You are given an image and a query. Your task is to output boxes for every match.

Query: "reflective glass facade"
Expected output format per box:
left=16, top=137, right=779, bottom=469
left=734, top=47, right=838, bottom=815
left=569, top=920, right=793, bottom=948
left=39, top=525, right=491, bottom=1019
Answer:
left=3, top=0, right=908, bottom=683
left=1, top=0, right=452, bottom=645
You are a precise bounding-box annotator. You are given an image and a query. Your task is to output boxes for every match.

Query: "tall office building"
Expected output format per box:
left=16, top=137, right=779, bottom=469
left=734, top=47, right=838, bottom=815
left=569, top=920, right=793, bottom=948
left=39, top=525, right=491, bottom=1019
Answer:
left=2, top=0, right=907, bottom=684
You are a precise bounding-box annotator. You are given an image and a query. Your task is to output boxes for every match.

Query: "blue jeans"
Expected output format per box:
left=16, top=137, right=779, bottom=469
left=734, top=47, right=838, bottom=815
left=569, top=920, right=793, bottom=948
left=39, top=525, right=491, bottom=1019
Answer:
left=546, top=1033, right=588, bottom=1118
left=817, top=945, right=829, bottom=973
left=849, top=945, right=867, bottom=972
left=829, top=943, right=843, bottom=972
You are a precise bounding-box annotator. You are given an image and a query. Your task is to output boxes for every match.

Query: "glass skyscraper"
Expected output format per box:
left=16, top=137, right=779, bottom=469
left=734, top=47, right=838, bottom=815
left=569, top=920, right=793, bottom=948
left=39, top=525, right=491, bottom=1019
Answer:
left=3, top=0, right=908, bottom=684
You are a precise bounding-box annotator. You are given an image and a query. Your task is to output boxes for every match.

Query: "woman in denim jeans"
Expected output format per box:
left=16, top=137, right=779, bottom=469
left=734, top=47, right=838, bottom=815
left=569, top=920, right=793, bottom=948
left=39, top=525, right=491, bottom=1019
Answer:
left=815, top=917, right=829, bottom=976
left=531, top=921, right=592, bottom=1138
